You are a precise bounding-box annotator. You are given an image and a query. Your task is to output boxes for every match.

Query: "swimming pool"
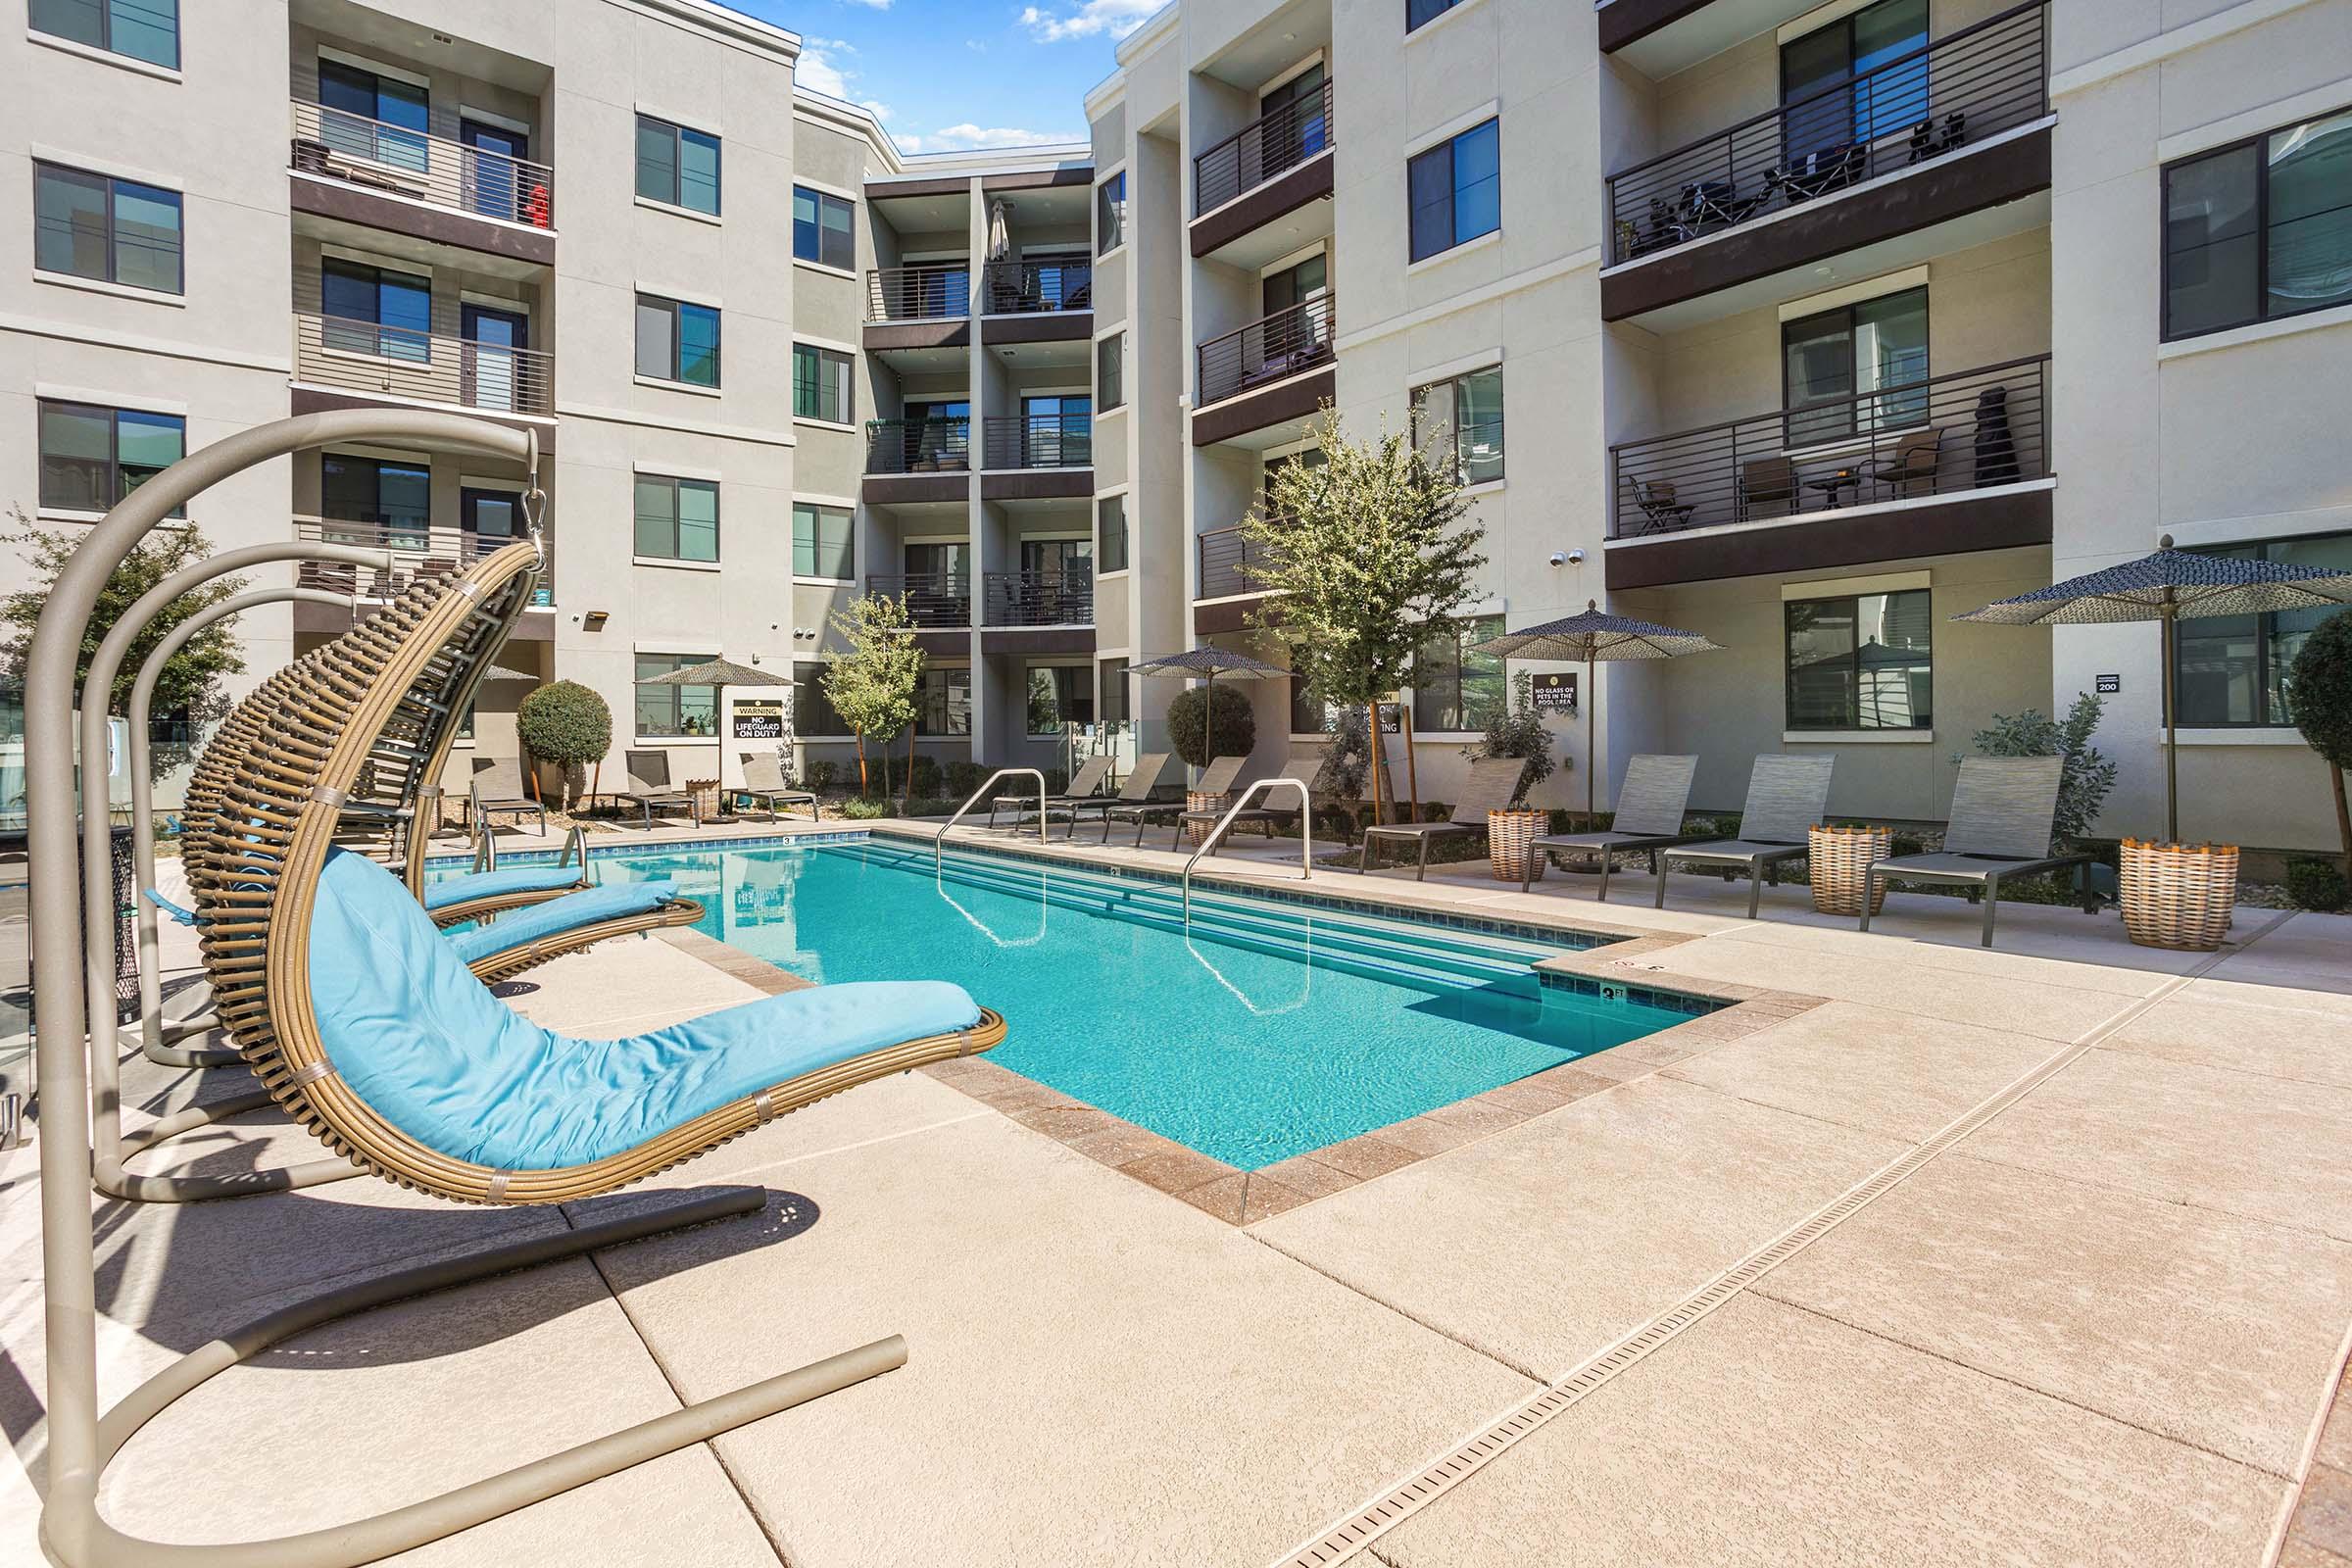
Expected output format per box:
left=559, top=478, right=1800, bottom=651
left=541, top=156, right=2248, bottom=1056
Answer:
left=444, top=835, right=1699, bottom=1169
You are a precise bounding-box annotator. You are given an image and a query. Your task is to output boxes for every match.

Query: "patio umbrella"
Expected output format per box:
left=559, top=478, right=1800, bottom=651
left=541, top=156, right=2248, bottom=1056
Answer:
left=1129, top=647, right=1290, bottom=779
left=1474, top=600, right=1724, bottom=825
left=642, top=657, right=792, bottom=746
left=986, top=198, right=1012, bottom=264
left=1955, top=535, right=2352, bottom=843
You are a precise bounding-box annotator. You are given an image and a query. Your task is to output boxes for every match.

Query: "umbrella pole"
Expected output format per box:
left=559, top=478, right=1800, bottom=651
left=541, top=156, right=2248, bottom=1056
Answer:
left=2161, top=603, right=2180, bottom=845
left=1586, top=657, right=1596, bottom=828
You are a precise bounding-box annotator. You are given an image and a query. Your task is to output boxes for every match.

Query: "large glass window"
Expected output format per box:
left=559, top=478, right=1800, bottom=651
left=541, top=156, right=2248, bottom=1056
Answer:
left=916, top=667, right=972, bottom=736
left=634, top=115, right=720, bottom=215
left=791, top=185, right=855, bottom=270
left=635, top=294, right=721, bottom=387
left=633, top=474, right=719, bottom=563
left=320, top=453, right=429, bottom=549
left=793, top=503, right=854, bottom=580
left=31, top=0, right=179, bottom=68
left=1407, top=119, right=1500, bottom=263
left=792, top=344, right=853, bottom=423
left=1411, top=613, right=1505, bottom=732
left=1097, top=332, right=1124, bottom=412
left=38, top=401, right=183, bottom=514
left=1781, top=0, right=1929, bottom=160
left=2175, top=534, right=2352, bottom=726
left=1411, top=365, right=1505, bottom=486
left=33, top=162, right=182, bottom=293
left=317, top=58, right=429, bottom=172
left=1785, top=589, right=1933, bottom=730
left=1101, top=659, right=1129, bottom=725
left=1097, top=171, right=1127, bottom=255
left=636, top=653, right=716, bottom=739
left=1026, top=664, right=1094, bottom=734
left=1406, top=0, right=1464, bottom=30
left=320, top=258, right=432, bottom=362
left=794, top=664, right=849, bottom=737
left=1782, top=285, right=1929, bottom=447
left=1097, top=494, right=1129, bottom=573
left=2164, top=110, right=2352, bottom=340
left=1020, top=395, right=1093, bottom=466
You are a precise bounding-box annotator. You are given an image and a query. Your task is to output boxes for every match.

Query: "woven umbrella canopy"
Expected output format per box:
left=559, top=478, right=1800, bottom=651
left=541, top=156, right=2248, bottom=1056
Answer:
left=1129, top=647, right=1290, bottom=777
left=1474, top=600, right=1724, bottom=824
left=638, top=657, right=791, bottom=688
left=1956, top=535, right=2352, bottom=843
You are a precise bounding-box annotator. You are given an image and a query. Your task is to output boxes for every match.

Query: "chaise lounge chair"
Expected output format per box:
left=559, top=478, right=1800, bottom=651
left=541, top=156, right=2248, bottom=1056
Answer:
left=1063, top=751, right=1173, bottom=840
left=1858, top=755, right=2097, bottom=948
left=467, top=755, right=548, bottom=838
left=596, top=748, right=704, bottom=830
left=1519, top=753, right=1703, bottom=898
left=1104, top=754, right=1245, bottom=846
left=1653, top=754, right=1836, bottom=917
left=1356, top=755, right=1527, bottom=880
left=731, top=750, right=821, bottom=821
left=995, top=755, right=1111, bottom=829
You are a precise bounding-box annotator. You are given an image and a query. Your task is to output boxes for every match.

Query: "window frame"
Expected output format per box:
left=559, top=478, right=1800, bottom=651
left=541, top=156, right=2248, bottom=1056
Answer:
left=319, top=452, right=432, bottom=549
left=791, top=343, right=854, bottom=424
left=634, top=114, right=721, bottom=216
left=1409, top=612, right=1506, bottom=734
left=1782, top=587, right=1936, bottom=732
left=32, top=161, right=184, bottom=294
left=1405, top=0, right=1465, bottom=32
left=1097, top=331, right=1124, bottom=412
left=319, top=256, right=433, bottom=361
left=1779, top=283, right=1931, bottom=446
left=1097, top=171, right=1127, bottom=256
left=1097, top=493, right=1129, bottom=573
left=2172, top=533, right=2352, bottom=727
left=792, top=501, right=855, bottom=581
left=634, top=292, right=722, bottom=387
left=1024, top=662, right=1095, bottom=736
left=791, top=185, right=856, bottom=270
left=915, top=665, right=973, bottom=737
left=37, top=399, right=186, bottom=516
left=2161, top=107, right=2352, bottom=343
left=30, top=0, right=181, bottom=71
left=632, top=473, right=721, bottom=564
left=1407, top=118, right=1501, bottom=264
left=1410, top=364, right=1505, bottom=486
left=635, top=651, right=719, bottom=739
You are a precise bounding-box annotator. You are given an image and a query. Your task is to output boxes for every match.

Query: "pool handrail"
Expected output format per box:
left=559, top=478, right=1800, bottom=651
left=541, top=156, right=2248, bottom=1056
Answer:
left=1183, top=776, right=1312, bottom=921
left=937, top=767, right=1048, bottom=868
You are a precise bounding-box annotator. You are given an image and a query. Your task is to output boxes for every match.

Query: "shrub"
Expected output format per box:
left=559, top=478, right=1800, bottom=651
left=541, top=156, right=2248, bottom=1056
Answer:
left=1966, top=692, right=2118, bottom=847
left=515, top=681, right=611, bottom=808
left=838, top=797, right=888, bottom=820
left=908, top=754, right=944, bottom=799
left=943, top=760, right=988, bottom=801
left=1466, top=671, right=1556, bottom=805
left=2288, top=612, right=2352, bottom=874
left=2285, top=857, right=2349, bottom=911
left=1165, top=683, right=1256, bottom=768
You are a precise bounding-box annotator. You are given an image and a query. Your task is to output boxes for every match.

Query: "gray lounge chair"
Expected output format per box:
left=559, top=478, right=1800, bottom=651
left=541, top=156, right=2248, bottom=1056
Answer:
left=597, top=748, right=703, bottom=830
left=1176, top=751, right=1303, bottom=850
left=1109, top=754, right=1244, bottom=847
left=731, top=751, right=820, bottom=821
left=1521, top=754, right=1703, bottom=898
left=1065, top=752, right=1174, bottom=840
left=995, top=755, right=1112, bottom=829
left=1356, top=755, right=1528, bottom=880
left=467, top=755, right=547, bottom=838
left=1653, top=754, right=1835, bottom=916
left=1859, top=756, right=2096, bottom=947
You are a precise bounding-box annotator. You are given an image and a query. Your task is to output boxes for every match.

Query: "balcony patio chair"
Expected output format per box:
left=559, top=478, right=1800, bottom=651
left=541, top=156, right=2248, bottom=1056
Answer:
left=1517, top=754, right=1705, bottom=899
left=1652, top=754, right=1837, bottom=917
left=468, top=754, right=548, bottom=838
left=1063, top=752, right=1175, bottom=840
left=731, top=750, right=820, bottom=821
left=1739, top=456, right=1796, bottom=522
left=1355, top=755, right=1528, bottom=880
left=994, top=755, right=1112, bottom=828
left=1858, top=427, right=1944, bottom=502
left=1906, top=112, right=1967, bottom=164
left=1108, top=754, right=1245, bottom=847
left=1858, top=756, right=2098, bottom=948
left=1630, top=478, right=1697, bottom=533
left=594, top=748, right=704, bottom=831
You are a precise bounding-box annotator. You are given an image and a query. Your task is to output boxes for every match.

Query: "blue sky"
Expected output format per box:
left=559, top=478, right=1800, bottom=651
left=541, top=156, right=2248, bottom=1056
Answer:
left=730, top=0, right=1162, bottom=155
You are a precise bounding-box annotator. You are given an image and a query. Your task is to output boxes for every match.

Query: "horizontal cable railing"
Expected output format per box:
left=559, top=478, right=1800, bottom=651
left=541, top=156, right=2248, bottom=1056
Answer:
left=293, top=312, right=555, bottom=416
left=1195, top=78, right=1335, bottom=215
left=982, top=258, right=1094, bottom=314
left=864, top=572, right=972, bottom=627
left=984, top=570, right=1094, bottom=626
left=289, top=99, right=555, bottom=228
left=1607, top=355, right=2050, bottom=539
left=865, top=265, right=971, bottom=321
left=1605, top=0, right=2046, bottom=266
left=293, top=516, right=553, bottom=606
left=864, top=416, right=971, bottom=473
left=1197, top=293, right=1336, bottom=408
left=983, top=415, right=1093, bottom=469
left=1196, top=521, right=1287, bottom=599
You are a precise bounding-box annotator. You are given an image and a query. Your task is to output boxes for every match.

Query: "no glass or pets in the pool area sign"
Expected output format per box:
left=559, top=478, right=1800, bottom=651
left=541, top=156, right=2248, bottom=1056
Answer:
left=1531, top=671, right=1579, bottom=713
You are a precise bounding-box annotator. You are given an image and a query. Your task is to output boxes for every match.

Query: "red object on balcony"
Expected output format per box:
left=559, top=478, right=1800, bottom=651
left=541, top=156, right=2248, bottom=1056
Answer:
left=524, top=183, right=552, bottom=228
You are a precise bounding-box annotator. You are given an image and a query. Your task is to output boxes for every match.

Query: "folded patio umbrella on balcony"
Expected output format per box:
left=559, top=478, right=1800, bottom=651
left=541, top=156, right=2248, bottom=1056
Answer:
left=1129, top=646, right=1290, bottom=779
left=1955, top=535, right=2352, bottom=843
left=1475, top=600, right=1724, bottom=824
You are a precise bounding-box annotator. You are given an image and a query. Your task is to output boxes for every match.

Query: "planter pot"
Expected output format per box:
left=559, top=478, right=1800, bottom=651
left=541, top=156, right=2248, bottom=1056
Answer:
left=1809, top=824, right=1890, bottom=915
left=1186, top=791, right=1228, bottom=847
left=1489, top=808, right=1547, bottom=883
left=2120, top=838, right=2238, bottom=952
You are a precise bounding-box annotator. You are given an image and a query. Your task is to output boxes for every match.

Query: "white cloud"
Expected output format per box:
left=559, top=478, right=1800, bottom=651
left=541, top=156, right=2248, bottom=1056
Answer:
left=795, top=39, right=856, bottom=99
left=1017, top=0, right=1161, bottom=43
left=835, top=0, right=891, bottom=9
left=917, top=122, right=1083, bottom=151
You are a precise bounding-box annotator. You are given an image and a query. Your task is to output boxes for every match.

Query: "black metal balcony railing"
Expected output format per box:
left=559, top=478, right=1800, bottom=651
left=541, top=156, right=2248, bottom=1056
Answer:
left=1198, top=293, right=1336, bottom=408
left=983, top=415, right=1093, bottom=469
left=295, top=312, right=555, bottom=417
left=1195, top=78, right=1335, bottom=215
left=294, top=516, right=553, bottom=606
left=864, top=572, right=971, bottom=627
left=1607, top=355, right=2049, bottom=539
left=290, top=99, right=555, bottom=228
left=865, top=265, right=971, bottom=321
left=864, top=416, right=972, bottom=473
left=1605, top=0, right=2047, bottom=266
left=982, top=258, right=1093, bottom=315
left=1197, top=523, right=1279, bottom=599
left=984, top=570, right=1094, bottom=626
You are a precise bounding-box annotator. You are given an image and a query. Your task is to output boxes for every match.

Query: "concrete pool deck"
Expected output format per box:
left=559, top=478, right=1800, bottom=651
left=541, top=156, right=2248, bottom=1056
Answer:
left=3, top=814, right=2348, bottom=1565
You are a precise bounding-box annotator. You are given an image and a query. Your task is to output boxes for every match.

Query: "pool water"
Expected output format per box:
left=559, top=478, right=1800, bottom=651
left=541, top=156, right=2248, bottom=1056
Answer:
left=449, top=837, right=1694, bottom=1170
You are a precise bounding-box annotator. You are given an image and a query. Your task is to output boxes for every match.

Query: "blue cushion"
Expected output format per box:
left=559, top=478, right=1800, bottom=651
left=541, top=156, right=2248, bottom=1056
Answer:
left=443, top=880, right=682, bottom=966
left=422, top=863, right=586, bottom=911
left=307, top=849, right=983, bottom=1171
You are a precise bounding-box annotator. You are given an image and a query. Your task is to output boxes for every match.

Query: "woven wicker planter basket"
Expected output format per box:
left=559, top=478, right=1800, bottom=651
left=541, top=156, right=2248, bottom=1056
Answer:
left=1186, top=791, right=1227, bottom=846
left=2120, top=838, right=2237, bottom=952
left=1809, top=824, right=1890, bottom=915
left=1489, top=808, right=1547, bottom=882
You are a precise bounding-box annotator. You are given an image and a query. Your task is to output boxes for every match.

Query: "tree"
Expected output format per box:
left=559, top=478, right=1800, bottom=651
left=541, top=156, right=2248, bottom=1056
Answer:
left=1966, top=691, right=2119, bottom=848
left=0, top=508, right=247, bottom=785
left=823, top=593, right=923, bottom=801
left=515, top=680, right=611, bottom=809
left=2289, top=611, right=2352, bottom=875
left=1164, top=683, right=1255, bottom=768
left=1243, top=410, right=1487, bottom=823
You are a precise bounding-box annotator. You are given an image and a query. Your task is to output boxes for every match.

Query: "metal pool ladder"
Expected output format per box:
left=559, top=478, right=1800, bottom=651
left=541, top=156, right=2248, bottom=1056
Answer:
left=1183, top=776, right=1311, bottom=922
left=936, top=767, right=1047, bottom=868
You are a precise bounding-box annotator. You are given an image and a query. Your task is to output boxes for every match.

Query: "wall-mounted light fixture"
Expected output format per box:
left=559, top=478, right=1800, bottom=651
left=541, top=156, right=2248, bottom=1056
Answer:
left=581, top=610, right=611, bottom=631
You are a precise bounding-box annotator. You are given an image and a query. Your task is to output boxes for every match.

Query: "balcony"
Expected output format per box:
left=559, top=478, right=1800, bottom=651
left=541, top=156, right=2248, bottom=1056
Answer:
left=864, top=572, right=971, bottom=629
left=864, top=416, right=971, bottom=474
left=983, top=415, right=1092, bottom=470
left=293, top=312, right=554, bottom=419
left=866, top=265, right=971, bottom=322
left=1196, top=525, right=1267, bottom=600
left=288, top=99, right=556, bottom=265
left=984, top=570, right=1093, bottom=627
left=1192, top=79, right=1336, bottom=263
left=292, top=516, right=554, bottom=615
left=1604, top=355, right=2052, bottom=590
left=1194, top=294, right=1336, bottom=447
left=983, top=258, right=1092, bottom=315
left=1601, top=1, right=2049, bottom=321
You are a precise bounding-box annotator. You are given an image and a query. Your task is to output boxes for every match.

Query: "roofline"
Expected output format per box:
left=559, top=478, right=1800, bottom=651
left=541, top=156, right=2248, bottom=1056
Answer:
left=637, top=0, right=800, bottom=61
left=794, top=87, right=1091, bottom=179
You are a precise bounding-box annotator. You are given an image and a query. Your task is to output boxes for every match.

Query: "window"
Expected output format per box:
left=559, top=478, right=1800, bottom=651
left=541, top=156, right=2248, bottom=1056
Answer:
left=1020, top=395, right=1092, bottom=466
left=633, top=474, right=719, bottom=563
left=1101, top=659, right=1129, bottom=724
left=1411, top=613, right=1505, bottom=732
left=1097, top=494, right=1129, bottom=572
left=636, top=653, right=717, bottom=738
left=792, top=344, right=853, bottom=423
left=635, top=293, right=721, bottom=387
left=1785, top=589, right=1933, bottom=730
left=2163, top=110, right=2352, bottom=340
left=793, top=503, right=854, bottom=580
left=1407, top=119, right=1500, bottom=262
left=1411, top=366, right=1505, bottom=485
left=795, top=664, right=850, bottom=735
left=320, top=453, right=429, bottom=549
left=1782, top=285, right=1928, bottom=447
left=1026, top=664, right=1094, bottom=734
left=1097, top=332, right=1124, bottom=412
left=916, top=667, right=972, bottom=736
left=317, top=58, right=430, bottom=173
left=320, top=258, right=432, bottom=362
left=1781, top=0, right=1929, bottom=161
left=792, top=185, right=855, bottom=270
left=1291, top=670, right=1340, bottom=735
left=1097, top=171, right=1127, bottom=255
left=32, top=0, right=178, bottom=68
left=634, top=115, right=720, bottom=215
left=2175, top=534, right=2352, bottom=726
left=37, top=401, right=183, bottom=514
left=1406, top=0, right=1464, bottom=30
left=33, top=163, right=182, bottom=294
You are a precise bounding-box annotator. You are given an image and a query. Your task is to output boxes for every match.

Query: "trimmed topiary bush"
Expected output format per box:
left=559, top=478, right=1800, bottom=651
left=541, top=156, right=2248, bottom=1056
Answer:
left=515, top=680, right=611, bottom=808
left=1165, top=683, right=1256, bottom=768
left=2289, top=611, right=2352, bottom=876
left=2285, top=857, right=2349, bottom=912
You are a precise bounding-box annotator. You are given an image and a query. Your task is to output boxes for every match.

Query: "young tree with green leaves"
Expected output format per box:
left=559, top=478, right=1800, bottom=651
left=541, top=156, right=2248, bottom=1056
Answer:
left=822, top=592, right=924, bottom=801
left=1242, top=411, right=1487, bottom=823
